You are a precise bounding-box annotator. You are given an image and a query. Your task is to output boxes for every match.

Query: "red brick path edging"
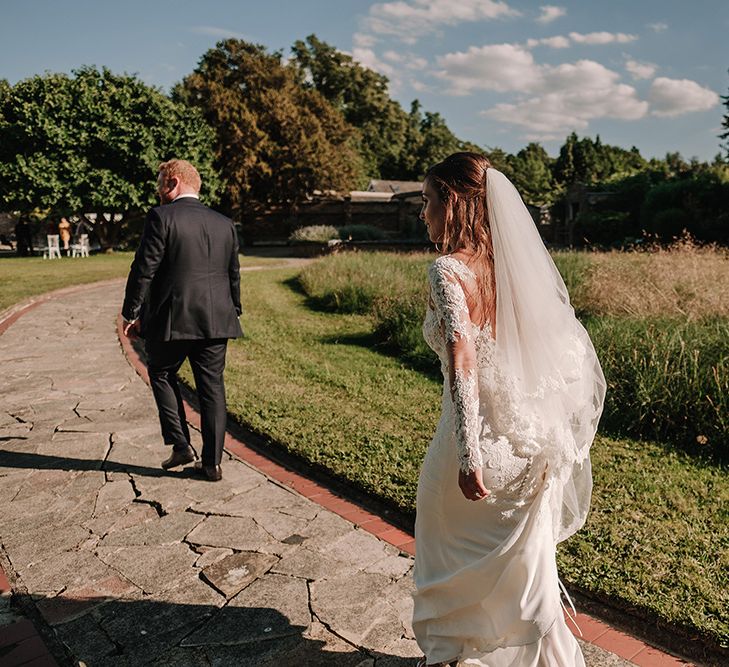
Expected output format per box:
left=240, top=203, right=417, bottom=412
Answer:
left=115, top=313, right=694, bottom=667
left=0, top=571, right=58, bottom=666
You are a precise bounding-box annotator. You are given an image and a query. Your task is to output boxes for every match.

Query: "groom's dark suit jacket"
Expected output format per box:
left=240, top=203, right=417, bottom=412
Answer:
left=122, top=197, right=242, bottom=341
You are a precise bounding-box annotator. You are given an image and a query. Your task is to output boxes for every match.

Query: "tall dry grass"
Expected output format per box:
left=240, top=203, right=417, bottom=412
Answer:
left=580, top=235, right=729, bottom=320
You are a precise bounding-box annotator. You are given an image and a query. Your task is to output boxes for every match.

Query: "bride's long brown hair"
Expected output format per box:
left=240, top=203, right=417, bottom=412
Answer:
left=426, top=152, right=496, bottom=327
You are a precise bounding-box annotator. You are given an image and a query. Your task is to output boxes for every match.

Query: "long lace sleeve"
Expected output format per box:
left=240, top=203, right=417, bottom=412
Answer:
left=428, top=258, right=482, bottom=474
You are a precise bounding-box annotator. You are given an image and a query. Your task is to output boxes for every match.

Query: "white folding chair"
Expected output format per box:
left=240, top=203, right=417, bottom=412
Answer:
left=71, top=234, right=90, bottom=258
left=43, top=234, right=61, bottom=259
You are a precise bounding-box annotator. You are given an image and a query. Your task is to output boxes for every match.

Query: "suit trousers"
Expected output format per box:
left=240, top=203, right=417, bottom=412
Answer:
left=145, top=338, right=228, bottom=467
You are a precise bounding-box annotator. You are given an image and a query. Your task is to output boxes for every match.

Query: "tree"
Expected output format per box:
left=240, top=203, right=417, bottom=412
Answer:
left=720, top=73, right=729, bottom=161
left=553, top=133, right=646, bottom=186
left=508, top=143, right=556, bottom=206
left=292, top=34, right=409, bottom=179
left=0, top=67, right=219, bottom=250
left=177, top=39, right=365, bottom=219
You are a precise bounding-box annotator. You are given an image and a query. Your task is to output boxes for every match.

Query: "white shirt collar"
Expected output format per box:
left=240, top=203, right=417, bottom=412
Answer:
left=172, top=193, right=200, bottom=202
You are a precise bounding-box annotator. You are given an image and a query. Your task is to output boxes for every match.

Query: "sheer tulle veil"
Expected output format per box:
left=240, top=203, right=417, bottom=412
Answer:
left=485, top=168, right=606, bottom=543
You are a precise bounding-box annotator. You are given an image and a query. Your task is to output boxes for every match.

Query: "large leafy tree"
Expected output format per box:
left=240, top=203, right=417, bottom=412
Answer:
left=396, top=101, right=484, bottom=179
left=553, top=132, right=646, bottom=186
left=721, top=75, right=729, bottom=161
left=177, top=39, right=365, bottom=219
left=0, top=67, right=220, bottom=250
left=292, top=34, right=409, bottom=179
left=508, top=143, right=556, bottom=206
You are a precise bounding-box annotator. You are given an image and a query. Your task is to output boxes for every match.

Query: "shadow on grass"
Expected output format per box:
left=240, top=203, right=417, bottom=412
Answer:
left=317, top=330, right=441, bottom=382
left=282, top=275, right=352, bottom=315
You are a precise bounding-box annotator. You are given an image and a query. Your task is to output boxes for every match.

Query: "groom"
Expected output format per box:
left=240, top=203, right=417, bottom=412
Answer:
left=122, top=159, right=242, bottom=481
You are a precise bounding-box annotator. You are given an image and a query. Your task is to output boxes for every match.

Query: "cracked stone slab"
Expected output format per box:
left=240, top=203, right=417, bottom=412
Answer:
left=247, top=507, right=315, bottom=541
left=186, top=515, right=294, bottom=556
left=200, top=551, right=279, bottom=599
left=93, top=479, right=137, bottom=516
left=297, top=509, right=357, bottom=553
left=53, top=612, right=119, bottom=666
left=202, top=479, right=310, bottom=518
left=100, top=511, right=204, bottom=547
left=84, top=503, right=160, bottom=538
left=3, top=524, right=91, bottom=570
left=89, top=582, right=223, bottom=665
left=129, top=470, right=254, bottom=515
left=194, top=547, right=233, bottom=569
left=271, top=547, right=359, bottom=581
left=95, top=543, right=198, bottom=595
left=206, top=620, right=372, bottom=667
left=311, top=571, right=397, bottom=648
left=182, top=572, right=310, bottom=646
left=17, top=550, right=115, bottom=596
left=38, top=430, right=111, bottom=466
left=35, top=574, right=143, bottom=626
left=364, top=554, right=413, bottom=580
left=325, top=528, right=401, bottom=571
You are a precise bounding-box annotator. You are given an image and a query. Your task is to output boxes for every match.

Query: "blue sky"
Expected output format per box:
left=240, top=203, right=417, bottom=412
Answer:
left=1, top=0, right=727, bottom=162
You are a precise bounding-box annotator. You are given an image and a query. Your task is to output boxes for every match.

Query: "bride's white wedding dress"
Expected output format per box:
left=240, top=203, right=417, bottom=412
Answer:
left=413, top=256, right=585, bottom=666
left=412, top=169, right=604, bottom=666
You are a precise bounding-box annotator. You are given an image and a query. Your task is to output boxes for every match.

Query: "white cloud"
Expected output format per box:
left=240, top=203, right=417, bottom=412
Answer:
left=353, top=32, right=378, bottom=48
left=352, top=47, right=396, bottom=78
left=625, top=59, right=657, bottom=80
left=436, top=43, right=648, bottom=136
left=436, top=43, right=542, bottom=95
left=365, top=0, right=520, bottom=41
left=649, top=77, right=719, bottom=117
left=411, top=79, right=433, bottom=92
left=569, top=31, right=637, bottom=45
left=382, top=50, right=428, bottom=69
left=190, top=26, right=248, bottom=40
left=536, top=5, right=566, bottom=24
left=526, top=35, right=570, bottom=49
left=648, top=21, right=668, bottom=32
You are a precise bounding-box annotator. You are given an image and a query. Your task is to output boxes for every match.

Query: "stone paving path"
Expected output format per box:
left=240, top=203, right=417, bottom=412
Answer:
left=0, top=282, right=639, bottom=666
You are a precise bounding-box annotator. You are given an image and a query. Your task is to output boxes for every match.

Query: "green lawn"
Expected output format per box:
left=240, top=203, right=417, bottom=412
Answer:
left=177, top=265, right=728, bottom=649
left=0, top=252, right=286, bottom=313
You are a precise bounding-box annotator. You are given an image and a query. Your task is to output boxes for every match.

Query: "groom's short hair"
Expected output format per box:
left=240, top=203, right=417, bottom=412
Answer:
left=158, top=159, right=202, bottom=193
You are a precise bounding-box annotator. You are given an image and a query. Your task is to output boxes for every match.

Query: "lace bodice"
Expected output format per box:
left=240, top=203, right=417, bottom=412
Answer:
left=423, top=256, right=497, bottom=474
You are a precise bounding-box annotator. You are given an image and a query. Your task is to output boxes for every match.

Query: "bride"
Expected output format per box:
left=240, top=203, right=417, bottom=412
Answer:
left=412, top=152, right=605, bottom=666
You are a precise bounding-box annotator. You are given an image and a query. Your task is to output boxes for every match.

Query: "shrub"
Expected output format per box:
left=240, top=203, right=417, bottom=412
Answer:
left=298, top=251, right=430, bottom=314
left=573, top=210, right=636, bottom=247
left=336, top=224, right=387, bottom=241
left=651, top=208, right=690, bottom=240
left=289, top=225, right=339, bottom=243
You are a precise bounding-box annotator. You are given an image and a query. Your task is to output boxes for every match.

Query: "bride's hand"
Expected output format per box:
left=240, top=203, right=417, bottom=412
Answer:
left=458, top=468, right=490, bottom=501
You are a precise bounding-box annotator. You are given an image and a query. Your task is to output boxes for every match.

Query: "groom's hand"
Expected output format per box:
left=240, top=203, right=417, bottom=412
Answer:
left=459, top=468, right=490, bottom=501
left=123, top=318, right=140, bottom=339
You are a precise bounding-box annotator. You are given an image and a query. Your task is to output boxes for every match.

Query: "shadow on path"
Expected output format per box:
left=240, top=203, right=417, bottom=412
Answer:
left=0, top=450, right=192, bottom=479
left=7, top=592, right=413, bottom=666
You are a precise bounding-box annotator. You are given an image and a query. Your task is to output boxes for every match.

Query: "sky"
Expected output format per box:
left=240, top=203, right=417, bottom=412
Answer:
left=1, top=0, right=727, bottom=162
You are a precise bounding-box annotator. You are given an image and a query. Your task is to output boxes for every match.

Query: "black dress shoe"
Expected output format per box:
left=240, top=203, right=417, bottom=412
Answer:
left=161, top=446, right=196, bottom=470
left=192, top=461, right=223, bottom=482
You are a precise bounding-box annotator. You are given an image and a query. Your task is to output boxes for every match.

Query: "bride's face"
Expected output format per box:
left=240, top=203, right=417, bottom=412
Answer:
left=420, top=177, right=446, bottom=244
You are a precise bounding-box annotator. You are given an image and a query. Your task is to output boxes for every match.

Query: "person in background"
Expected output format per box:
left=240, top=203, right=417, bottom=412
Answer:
left=58, top=217, right=72, bottom=256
